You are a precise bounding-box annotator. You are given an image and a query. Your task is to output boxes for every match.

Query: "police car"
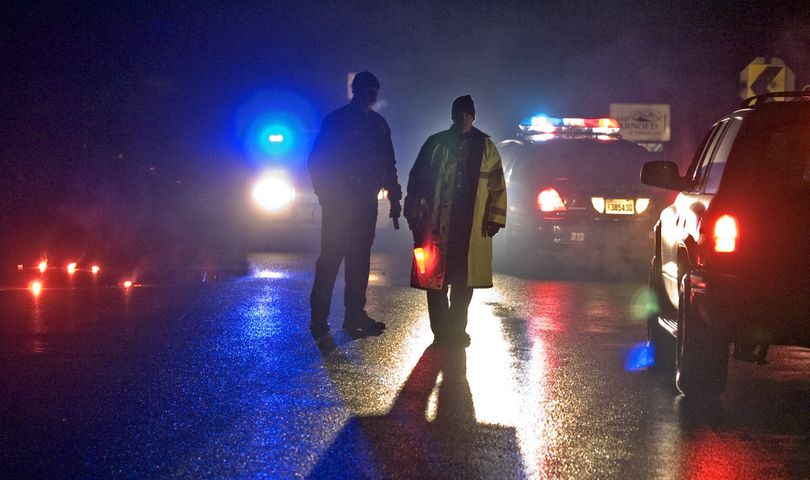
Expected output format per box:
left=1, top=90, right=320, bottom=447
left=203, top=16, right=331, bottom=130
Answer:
left=238, top=91, right=399, bottom=249
left=643, top=91, right=810, bottom=397
left=248, top=169, right=392, bottom=228
left=499, top=115, right=665, bottom=275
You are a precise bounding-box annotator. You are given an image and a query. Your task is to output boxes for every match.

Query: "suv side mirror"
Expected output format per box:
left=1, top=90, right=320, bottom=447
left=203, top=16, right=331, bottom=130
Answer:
left=640, top=161, right=690, bottom=191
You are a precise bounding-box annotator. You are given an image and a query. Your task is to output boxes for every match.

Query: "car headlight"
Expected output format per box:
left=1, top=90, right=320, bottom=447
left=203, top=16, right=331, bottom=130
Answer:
left=252, top=176, right=296, bottom=211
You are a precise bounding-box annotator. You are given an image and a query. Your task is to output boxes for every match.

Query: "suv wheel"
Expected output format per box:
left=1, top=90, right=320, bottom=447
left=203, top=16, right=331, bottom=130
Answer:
left=675, top=272, right=729, bottom=397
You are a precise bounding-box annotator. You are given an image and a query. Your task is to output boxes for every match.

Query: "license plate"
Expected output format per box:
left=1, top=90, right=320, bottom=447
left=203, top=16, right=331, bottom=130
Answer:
left=605, top=199, right=634, bottom=215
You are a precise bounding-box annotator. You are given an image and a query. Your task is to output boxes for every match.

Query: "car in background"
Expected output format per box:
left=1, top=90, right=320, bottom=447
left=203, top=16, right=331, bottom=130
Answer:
left=499, top=115, right=667, bottom=276
left=642, top=91, right=810, bottom=397
left=241, top=165, right=398, bottom=252
left=236, top=95, right=399, bottom=252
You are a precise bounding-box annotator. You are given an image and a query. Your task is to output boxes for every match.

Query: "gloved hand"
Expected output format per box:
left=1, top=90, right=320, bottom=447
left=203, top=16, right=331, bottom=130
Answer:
left=390, top=200, right=402, bottom=230
left=485, top=222, right=504, bottom=237
left=389, top=199, right=402, bottom=219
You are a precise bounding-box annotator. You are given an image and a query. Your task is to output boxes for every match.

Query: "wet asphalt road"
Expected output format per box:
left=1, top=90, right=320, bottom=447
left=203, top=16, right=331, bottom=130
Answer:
left=1, top=248, right=810, bottom=479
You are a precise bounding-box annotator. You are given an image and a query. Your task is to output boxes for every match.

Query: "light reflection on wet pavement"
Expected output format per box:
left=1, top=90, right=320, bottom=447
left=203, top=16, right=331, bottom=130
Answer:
left=1, top=252, right=809, bottom=478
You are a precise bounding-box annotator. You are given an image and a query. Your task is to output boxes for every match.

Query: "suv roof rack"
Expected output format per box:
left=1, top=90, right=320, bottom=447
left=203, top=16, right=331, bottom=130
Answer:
left=741, top=91, right=810, bottom=108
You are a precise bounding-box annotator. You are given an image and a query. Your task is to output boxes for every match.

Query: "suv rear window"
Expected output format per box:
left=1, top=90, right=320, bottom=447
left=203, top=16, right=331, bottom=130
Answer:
left=510, top=139, right=652, bottom=187
left=729, top=105, right=810, bottom=189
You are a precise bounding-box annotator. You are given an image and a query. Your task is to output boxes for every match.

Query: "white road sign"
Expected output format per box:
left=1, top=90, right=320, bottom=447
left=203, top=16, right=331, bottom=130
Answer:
left=609, top=103, right=670, bottom=142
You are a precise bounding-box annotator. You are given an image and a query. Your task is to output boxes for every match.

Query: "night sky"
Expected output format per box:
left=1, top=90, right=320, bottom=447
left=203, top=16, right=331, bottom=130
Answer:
left=3, top=1, right=809, bottom=223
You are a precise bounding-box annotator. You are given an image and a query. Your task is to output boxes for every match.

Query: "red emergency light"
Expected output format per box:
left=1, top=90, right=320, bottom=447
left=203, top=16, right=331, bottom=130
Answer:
left=713, top=215, right=739, bottom=253
left=537, top=188, right=566, bottom=212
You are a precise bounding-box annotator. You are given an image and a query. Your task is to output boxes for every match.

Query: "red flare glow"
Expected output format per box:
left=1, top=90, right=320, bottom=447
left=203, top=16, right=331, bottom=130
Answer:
left=414, top=248, right=427, bottom=275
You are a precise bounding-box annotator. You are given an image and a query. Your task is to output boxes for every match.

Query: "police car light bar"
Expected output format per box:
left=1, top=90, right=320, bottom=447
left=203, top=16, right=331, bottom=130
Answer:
left=519, top=115, right=621, bottom=142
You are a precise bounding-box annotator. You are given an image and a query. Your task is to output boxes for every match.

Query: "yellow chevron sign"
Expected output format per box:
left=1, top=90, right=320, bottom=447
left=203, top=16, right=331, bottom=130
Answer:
left=740, top=57, right=795, bottom=100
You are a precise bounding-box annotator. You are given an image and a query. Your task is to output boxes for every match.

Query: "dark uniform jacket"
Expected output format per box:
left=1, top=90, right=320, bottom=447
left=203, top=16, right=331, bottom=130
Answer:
left=307, top=101, right=401, bottom=206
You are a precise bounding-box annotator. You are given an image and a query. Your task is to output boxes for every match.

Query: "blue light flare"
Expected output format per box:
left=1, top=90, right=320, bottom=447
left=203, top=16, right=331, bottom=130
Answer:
left=624, top=341, right=655, bottom=371
left=233, top=89, right=317, bottom=166
left=250, top=115, right=297, bottom=157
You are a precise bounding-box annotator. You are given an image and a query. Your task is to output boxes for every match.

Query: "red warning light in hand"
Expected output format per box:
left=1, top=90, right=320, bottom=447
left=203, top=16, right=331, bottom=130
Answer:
left=414, top=248, right=428, bottom=275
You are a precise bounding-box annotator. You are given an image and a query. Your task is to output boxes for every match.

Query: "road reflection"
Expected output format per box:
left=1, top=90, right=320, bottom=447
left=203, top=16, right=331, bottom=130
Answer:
left=309, top=344, right=525, bottom=479
left=467, top=288, right=557, bottom=479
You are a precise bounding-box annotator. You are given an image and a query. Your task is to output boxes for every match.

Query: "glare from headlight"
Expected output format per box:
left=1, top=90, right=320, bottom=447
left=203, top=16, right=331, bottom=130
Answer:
left=67, top=262, right=77, bottom=275
left=635, top=198, right=650, bottom=214
left=253, top=177, right=296, bottom=211
left=30, top=281, right=43, bottom=296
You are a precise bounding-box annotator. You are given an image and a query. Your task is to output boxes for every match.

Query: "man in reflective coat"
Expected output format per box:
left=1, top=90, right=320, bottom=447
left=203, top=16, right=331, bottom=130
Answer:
left=404, top=95, right=507, bottom=347
left=308, top=71, right=402, bottom=339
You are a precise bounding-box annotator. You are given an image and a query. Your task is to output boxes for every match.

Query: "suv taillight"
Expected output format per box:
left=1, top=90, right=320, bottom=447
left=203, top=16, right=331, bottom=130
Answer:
left=537, top=188, right=566, bottom=212
left=713, top=214, right=738, bottom=253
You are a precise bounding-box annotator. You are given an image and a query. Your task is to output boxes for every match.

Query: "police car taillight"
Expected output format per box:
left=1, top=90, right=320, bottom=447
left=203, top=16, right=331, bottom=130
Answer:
left=538, top=188, right=566, bottom=212
left=713, top=215, right=738, bottom=253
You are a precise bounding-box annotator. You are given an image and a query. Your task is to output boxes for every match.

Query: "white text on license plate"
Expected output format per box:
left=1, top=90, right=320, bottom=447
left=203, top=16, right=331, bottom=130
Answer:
left=605, top=199, right=634, bottom=215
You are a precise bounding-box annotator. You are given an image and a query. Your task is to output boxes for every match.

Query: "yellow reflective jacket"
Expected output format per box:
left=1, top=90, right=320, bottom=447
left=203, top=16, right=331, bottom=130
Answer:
left=404, top=127, right=507, bottom=289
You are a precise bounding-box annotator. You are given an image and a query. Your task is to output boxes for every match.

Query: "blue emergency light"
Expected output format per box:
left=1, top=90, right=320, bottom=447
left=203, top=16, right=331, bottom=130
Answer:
left=234, top=89, right=317, bottom=166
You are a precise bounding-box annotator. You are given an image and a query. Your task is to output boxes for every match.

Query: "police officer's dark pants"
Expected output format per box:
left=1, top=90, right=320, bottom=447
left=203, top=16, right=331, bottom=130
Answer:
left=426, top=284, right=474, bottom=336
left=310, top=198, right=377, bottom=325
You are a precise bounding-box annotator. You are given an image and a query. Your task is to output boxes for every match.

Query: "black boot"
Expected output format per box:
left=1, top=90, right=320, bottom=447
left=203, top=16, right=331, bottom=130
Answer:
left=343, top=311, right=385, bottom=337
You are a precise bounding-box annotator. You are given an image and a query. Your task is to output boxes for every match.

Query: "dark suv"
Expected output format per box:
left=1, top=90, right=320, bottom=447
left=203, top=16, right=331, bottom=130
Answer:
left=642, top=92, right=810, bottom=397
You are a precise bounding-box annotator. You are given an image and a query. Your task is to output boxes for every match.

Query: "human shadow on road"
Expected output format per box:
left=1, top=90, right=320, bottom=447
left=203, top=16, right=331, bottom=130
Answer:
left=313, top=327, right=386, bottom=357
left=307, top=344, right=526, bottom=479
